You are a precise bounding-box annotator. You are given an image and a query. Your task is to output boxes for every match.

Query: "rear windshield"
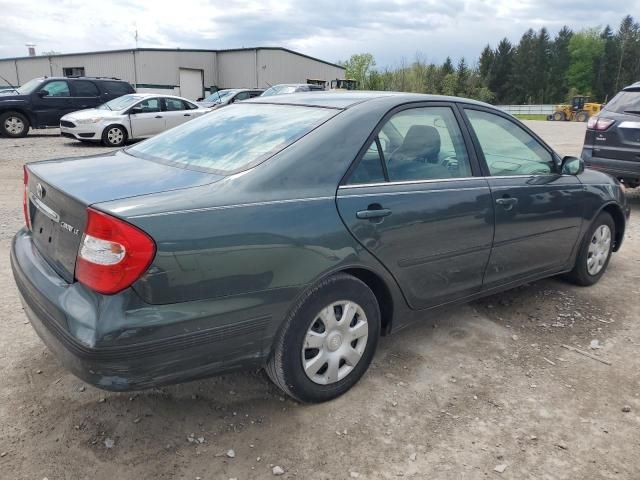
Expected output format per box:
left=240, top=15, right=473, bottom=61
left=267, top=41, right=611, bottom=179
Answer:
left=127, top=103, right=338, bottom=173
left=604, top=90, right=640, bottom=114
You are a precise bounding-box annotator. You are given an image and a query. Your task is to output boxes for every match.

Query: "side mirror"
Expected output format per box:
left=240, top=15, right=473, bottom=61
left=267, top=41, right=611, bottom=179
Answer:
left=561, top=156, right=584, bottom=175
left=37, top=90, right=49, bottom=98
left=129, top=106, right=143, bottom=115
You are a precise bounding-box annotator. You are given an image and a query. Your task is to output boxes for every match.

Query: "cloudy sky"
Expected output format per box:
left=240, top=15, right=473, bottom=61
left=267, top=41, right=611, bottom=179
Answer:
left=0, top=0, right=637, bottom=67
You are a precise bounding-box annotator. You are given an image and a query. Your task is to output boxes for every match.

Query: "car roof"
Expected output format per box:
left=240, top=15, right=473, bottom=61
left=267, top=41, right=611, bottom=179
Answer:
left=623, top=82, right=640, bottom=91
left=32, top=76, right=128, bottom=82
left=247, top=91, right=493, bottom=110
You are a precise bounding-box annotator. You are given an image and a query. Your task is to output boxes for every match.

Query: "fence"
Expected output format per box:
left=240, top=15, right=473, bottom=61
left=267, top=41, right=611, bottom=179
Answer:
left=496, top=104, right=555, bottom=116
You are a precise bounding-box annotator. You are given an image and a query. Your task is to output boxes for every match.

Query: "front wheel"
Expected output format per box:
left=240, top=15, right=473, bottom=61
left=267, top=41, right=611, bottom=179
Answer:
left=266, top=273, right=380, bottom=403
left=102, top=125, right=127, bottom=147
left=564, top=212, right=614, bottom=286
left=576, top=111, right=589, bottom=122
left=0, top=111, right=30, bottom=137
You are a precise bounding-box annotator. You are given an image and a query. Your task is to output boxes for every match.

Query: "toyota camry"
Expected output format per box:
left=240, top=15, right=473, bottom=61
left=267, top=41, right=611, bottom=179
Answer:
left=12, top=92, right=629, bottom=402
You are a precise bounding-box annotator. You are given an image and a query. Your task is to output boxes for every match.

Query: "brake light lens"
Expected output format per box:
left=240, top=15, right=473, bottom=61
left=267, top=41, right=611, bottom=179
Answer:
left=23, top=166, right=30, bottom=230
left=587, top=116, right=615, bottom=131
left=75, top=208, right=156, bottom=295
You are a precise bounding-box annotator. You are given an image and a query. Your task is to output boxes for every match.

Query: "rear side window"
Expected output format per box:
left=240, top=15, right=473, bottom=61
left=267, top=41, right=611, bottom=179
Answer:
left=347, top=106, right=471, bottom=184
left=102, top=81, right=133, bottom=96
left=604, top=91, right=640, bottom=114
left=127, top=104, right=337, bottom=173
left=73, top=80, right=99, bottom=97
left=164, top=98, right=189, bottom=111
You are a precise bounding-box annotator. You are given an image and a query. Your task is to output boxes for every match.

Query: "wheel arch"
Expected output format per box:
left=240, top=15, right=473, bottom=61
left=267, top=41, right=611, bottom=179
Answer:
left=0, top=108, right=33, bottom=127
left=102, top=123, right=130, bottom=143
left=599, top=202, right=626, bottom=251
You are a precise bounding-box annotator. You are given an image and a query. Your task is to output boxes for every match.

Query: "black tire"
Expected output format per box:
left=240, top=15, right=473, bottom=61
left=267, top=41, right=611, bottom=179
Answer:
left=266, top=273, right=381, bottom=403
left=101, top=125, right=127, bottom=147
left=0, top=111, right=30, bottom=138
left=576, top=111, right=589, bottom=122
left=552, top=111, right=566, bottom=121
left=564, top=212, right=615, bottom=286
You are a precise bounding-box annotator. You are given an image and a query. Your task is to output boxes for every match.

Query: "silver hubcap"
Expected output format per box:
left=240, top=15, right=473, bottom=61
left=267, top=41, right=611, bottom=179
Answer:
left=107, top=128, right=124, bottom=145
left=302, top=300, right=369, bottom=385
left=587, top=224, right=611, bottom=275
left=4, top=116, right=25, bottom=135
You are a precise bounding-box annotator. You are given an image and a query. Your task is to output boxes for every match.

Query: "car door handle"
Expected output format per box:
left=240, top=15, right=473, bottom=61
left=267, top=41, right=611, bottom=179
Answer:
left=155, top=115, right=163, bottom=119
left=184, top=113, right=191, bottom=117
left=356, top=207, right=392, bottom=219
left=496, top=197, right=518, bottom=209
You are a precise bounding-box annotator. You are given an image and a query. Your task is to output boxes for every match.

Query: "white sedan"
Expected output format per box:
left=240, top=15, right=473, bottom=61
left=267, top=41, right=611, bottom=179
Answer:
left=60, top=93, right=210, bottom=147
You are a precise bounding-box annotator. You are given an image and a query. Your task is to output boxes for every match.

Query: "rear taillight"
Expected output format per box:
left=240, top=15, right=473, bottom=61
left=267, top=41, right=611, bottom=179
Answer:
left=587, top=116, right=615, bottom=131
left=23, top=166, right=30, bottom=230
left=75, top=208, right=156, bottom=295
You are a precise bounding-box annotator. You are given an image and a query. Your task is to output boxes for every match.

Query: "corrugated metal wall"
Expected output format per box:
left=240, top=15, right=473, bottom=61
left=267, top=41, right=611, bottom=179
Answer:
left=257, top=50, right=345, bottom=88
left=50, top=51, right=136, bottom=82
left=0, top=48, right=344, bottom=91
left=135, top=50, right=215, bottom=88
left=217, top=51, right=257, bottom=88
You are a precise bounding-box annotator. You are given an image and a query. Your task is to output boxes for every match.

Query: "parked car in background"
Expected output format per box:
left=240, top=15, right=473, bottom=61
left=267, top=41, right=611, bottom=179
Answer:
left=261, top=83, right=325, bottom=96
left=582, top=82, right=640, bottom=188
left=197, top=88, right=263, bottom=109
left=0, top=87, right=17, bottom=95
left=12, top=92, right=628, bottom=403
left=0, top=77, right=135, bottom=138
left=60, top=93, right=210, bottom=146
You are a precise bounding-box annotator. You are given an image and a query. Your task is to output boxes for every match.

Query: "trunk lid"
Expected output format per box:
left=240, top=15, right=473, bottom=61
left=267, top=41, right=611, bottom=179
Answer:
left=26, top=150, right=221, bottom=283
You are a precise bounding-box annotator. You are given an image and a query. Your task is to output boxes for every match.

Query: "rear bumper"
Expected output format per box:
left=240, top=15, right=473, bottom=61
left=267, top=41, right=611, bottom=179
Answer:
left=582, top=149, right=640, bottom=180
left=11, top=229, right=273, bottom=391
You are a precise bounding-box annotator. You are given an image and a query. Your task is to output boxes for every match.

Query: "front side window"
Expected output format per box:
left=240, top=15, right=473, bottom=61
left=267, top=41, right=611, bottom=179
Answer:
left=42, top=81, right=70, bottom=97
left=465, top=109, right=555, bottom=176
left=134, top=98, right=161, bottom=113
left=235, top=92, right=250, bottom=101
left=127, top=103, right=337, bottom=173
left=347, top=106, right=472, bottom=184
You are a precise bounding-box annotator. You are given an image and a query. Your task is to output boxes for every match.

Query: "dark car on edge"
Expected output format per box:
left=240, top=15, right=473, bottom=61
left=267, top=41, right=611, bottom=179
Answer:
left=11, top=92, right=629, bottom=403
left=582, top=82, right=640, bottom=187
left=0, top=76, right=135, bottom=138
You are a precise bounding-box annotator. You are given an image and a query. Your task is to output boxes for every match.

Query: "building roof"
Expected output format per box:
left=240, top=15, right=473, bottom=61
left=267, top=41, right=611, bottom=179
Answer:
left=0, top=47, right=345, bottom=70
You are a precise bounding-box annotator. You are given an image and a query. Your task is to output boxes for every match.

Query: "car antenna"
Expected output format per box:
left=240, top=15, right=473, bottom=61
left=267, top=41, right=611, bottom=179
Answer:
left=0, top=74, right=17, bottom=93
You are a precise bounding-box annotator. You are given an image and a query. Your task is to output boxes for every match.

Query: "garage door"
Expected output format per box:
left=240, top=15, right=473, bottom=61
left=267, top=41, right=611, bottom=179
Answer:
left=179, top=68, right=204, bottom=100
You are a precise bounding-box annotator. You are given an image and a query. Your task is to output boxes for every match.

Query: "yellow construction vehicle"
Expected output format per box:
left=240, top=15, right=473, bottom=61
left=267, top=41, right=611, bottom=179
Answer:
left=330, top=79, right=358, bottom=91
left=549, top=96, right=602, bottom=122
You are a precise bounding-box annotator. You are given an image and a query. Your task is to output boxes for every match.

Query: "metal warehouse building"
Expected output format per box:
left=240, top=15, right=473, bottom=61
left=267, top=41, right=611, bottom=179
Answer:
left=0, top=47, right=346, bottom=100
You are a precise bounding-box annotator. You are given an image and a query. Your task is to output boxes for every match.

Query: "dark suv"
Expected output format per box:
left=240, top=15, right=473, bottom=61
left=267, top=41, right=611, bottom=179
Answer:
left=581, top=82, right=640, bottom=188
left=0, top=77, right=135, bottom=138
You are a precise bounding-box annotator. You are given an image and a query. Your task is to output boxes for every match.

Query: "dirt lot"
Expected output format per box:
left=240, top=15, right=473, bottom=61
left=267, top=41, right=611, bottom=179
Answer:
left=1, top=122, right=639, bottom=480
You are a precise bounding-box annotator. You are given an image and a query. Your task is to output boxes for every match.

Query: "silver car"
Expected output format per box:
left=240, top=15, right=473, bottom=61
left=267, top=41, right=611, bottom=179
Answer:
left=60, top=93, right=210, bottom=147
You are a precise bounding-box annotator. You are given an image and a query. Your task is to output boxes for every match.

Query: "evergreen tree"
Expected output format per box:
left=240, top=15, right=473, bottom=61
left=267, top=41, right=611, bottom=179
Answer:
left=490, top=38, right=515, bottom=103
left=456, top=57, right=469, bottom=95
left=441, top=57, right=455, bottom=76
left=615, top=15, right=640, bottom=91
left=510, top=29, right=537, bottom=103
left=478, top=45, right=494, bottom=83
left=532, top=28, right=552, bottom=103
left=548, top=26, right=573, bottom=102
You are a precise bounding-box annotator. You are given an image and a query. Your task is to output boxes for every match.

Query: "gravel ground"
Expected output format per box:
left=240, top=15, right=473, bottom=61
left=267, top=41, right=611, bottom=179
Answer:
left=1, top=123, right=639, bottom=479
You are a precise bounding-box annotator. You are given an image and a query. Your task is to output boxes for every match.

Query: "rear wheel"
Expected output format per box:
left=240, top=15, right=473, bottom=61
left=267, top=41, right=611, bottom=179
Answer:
left=564, top=212, right=614, bottom=286
left=0, top=111, right=30, bottom=137
left=102, top=125, right=127, bottom=147
left=266, top=273, right=380, bottom=403
left=576, top=111, right=589, bottom=122
left=552, top=111, right=566, bottom=121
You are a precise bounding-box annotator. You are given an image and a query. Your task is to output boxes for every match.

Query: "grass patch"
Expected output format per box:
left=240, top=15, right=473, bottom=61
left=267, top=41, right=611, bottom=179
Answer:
left=513, top=114, right=549, bottom=121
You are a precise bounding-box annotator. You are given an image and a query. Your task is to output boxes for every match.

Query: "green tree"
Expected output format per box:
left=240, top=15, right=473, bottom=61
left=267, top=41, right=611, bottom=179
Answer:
left=342, top=53, right=376, bottom=90
left=441, top=57, right=454, bottom=76
left=510, top=29, right=537, bottom=103
left=548, top=26, right=573, bottom=102
left=615, top=15, right=640, bottom=91
left=455, top=57, right=469, bottom=95
left=566, top=28, right=605, bottom=95
left=489, top=38, right=515, bottom=103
